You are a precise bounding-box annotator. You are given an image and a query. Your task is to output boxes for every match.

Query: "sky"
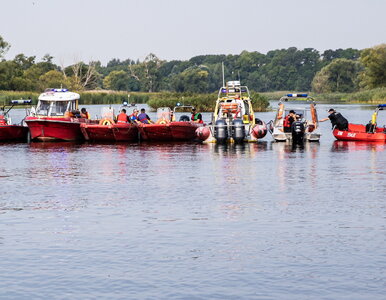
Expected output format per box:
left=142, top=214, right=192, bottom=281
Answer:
left=1, top=0, right=385, bottom=66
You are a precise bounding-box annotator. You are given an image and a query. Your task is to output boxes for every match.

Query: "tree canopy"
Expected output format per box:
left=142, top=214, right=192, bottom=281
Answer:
left=1, top=35, right=385, bottom=94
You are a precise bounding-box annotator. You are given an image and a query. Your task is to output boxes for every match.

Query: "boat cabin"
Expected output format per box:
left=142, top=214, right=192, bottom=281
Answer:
left=215, top=81, right=254, bottom=124
left=33, top=88, right=80, bottom=117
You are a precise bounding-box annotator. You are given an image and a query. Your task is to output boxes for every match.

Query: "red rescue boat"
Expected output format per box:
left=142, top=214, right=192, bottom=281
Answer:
left=25, top=88, right=94, bottom=142
left=0, top=99, right=31, bottom=142
left=81, top=120, right=139, bottom=142
left=138, top=106, right=203, bottom=141
left=333, top=104, right=386, bottom=142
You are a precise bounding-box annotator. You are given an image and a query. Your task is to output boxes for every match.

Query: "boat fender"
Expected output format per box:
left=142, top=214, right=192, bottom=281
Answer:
left=277, top=103, right=284, bottom=119
left=310, top=103, right=318, bottom=128
left=99, top=118, right=115, bottom=126
left=196, top=126, right=210, bottom=141
left=251, top=123, right=268, bottom=139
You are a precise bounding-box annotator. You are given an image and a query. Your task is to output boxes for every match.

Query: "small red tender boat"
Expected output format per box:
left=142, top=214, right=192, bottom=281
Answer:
left=137, top=107, right=203, bottom=141
left=333, top=104, right=386, bottom=142
left=25, top=89, right=94, bottom=141
left=81, top=122, right=139, bottom=142
left=0, top=99, right=31, bottom=142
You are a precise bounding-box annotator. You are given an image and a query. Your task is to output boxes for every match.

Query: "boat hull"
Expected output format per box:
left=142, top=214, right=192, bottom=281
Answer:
left=333, top=124, right=386, bottom=142
left=0, top=125, right=29, bottom=141
left=138, top=122, right=201, bottom=141
left=25, top=118, right=86, bottom=141
left=80, top=123, right=139, bottom=142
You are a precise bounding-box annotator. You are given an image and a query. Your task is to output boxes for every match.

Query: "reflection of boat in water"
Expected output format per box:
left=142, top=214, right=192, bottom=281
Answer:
left=196, top=81, right=267, bottom=143
left=25, top=89, right=96, bottom=141
left=138, top=106, right=203, bottom=141
left=333, top=104, right=386, bottom=142
left=332, top=140, right=385, bottom=152
left=0, top=99, right=31, bottom=142
left=269, top=94, right=321, bottom=142
left=80, top=106, right=138, bottom=142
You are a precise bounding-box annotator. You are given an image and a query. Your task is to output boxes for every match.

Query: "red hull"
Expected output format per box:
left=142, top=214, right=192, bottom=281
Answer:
left=138, top=122, right=202, bottom=141
left=0, top=125, right=29, bottom=141
left=333, top=123, right=386, bottom=142
left=25, top=117, right=88, bottom=141
left=80, top=123, right=139, bottom=142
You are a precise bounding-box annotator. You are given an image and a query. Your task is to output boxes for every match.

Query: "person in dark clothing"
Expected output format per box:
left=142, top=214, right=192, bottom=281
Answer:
left=138, top=108, right=153, bottom=124
left=319, top=108, right=348, bottom=130
left=283, top=110, right=297, bottom=133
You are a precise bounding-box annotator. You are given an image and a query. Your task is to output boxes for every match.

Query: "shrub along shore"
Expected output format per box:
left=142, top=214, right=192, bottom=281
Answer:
left=1, top=88, right=385, bottom=112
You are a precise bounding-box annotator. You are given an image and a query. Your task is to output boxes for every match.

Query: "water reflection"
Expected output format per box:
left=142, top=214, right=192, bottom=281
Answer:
left=331, top=140, right=386, bottom=152
left=202, top=142, right=268, bottom=158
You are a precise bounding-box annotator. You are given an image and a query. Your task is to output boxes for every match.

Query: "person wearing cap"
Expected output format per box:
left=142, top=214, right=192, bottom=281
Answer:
left=129, top=108, right=140, bottom=123
left=319, top=108, right=348, bottom=131
left=283, top=110, right=297, bottom=132
left=191, top=107, right=203, bottom=123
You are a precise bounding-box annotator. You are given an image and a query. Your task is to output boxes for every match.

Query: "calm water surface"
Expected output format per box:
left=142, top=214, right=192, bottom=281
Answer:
left=0, top=104, right=385, bottom=299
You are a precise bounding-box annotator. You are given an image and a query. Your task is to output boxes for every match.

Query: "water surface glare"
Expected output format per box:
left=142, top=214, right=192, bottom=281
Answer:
left=1, top=104, right=385, bottom=299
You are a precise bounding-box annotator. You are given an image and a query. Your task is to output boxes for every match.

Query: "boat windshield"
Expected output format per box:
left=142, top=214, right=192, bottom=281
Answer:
left=36, top=100, right=75, bottom=116
left=35, top=100, right=51, bottom=116
left=49, top=101, right=71, bottom=116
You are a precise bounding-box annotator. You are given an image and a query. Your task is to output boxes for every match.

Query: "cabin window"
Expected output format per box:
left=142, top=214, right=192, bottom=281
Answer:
left=49, top=101, right=69, bottom=116
left=36, top=100, right=50, bottom=116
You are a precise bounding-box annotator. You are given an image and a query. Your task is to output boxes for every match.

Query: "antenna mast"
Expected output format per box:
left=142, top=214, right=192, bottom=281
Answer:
left=222, top=62, right=225, bottom=87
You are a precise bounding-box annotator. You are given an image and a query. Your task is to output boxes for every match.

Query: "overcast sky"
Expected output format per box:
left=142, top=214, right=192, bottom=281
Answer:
left=1, top=0, right=385, bottom=66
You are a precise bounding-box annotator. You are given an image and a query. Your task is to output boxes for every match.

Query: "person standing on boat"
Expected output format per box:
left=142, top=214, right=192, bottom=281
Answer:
left=283, top=110, right=297, bottom=132
left=138, top=108, right=153, bottom=124
left=129, top=109, right=140, bottom=123
left=191, top=108, right=203, bottom=123
left=319, top=108, right=348, bottom=131
left=117, top=108, right=129, bottom=123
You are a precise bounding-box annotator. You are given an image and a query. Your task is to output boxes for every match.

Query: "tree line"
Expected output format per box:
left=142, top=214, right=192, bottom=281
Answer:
left=0, top=35, right=385, bottom=94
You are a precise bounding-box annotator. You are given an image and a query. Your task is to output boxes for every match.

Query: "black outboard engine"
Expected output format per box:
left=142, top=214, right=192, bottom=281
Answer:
left=232, top=119, right=246, bottom=143
left=291, top=121, right=305, bottom=144
left=214, top=119, right=228, bottom=144
left=179, top=115, right=190, bottom=122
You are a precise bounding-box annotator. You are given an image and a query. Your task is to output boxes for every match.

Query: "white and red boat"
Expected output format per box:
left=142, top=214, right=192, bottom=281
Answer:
left=195, top=81, right=267, bottom=143
left=333, top=104, right=386, bottom=142
left=138, top=106, right=203, bottom=141
left=0, top=100, right=31, bottom=142
left=25, top=89, right=94, bottom=141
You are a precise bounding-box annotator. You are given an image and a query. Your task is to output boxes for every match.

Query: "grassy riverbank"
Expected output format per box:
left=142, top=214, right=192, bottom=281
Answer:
left=0, top=90, right=270, bottom=112
left=1, top=88, right=385, bottom=110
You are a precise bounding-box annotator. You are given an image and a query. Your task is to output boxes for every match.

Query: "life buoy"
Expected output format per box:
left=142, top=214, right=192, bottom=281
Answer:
left=277, top=103, right=284, bottom=119
left=156, top=118, right=169, bottom=125
left=99, top=118, right=115, bottom=126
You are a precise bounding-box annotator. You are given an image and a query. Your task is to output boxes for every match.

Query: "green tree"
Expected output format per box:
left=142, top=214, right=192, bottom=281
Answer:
left=359, top=44, right=386, bottom=89
left=39, top=70, right=69, bottom=90
left=0, top=35, right=10, bottom=59
left=171, top=67, right=209, bottom=93
left=311, top=58, right=361, bottom=93
left=103, top=70, right=134, bottom=91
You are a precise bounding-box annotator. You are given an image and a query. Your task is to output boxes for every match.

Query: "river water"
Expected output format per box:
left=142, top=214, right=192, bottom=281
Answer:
left=1, top=103, right=385, bottom=299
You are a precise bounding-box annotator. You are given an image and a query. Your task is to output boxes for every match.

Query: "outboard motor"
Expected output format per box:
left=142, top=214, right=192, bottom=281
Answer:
left=214, top=119, right=228, bottom=144
left=179, top=115, right=190, bottom=122
left=232, top=119, right=245, bottom=143
left=291, top=121, right=305, bottom=144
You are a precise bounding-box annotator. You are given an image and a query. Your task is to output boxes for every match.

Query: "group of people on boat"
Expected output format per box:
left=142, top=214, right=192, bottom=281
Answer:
left=114, top=107, right=203, bottom=125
